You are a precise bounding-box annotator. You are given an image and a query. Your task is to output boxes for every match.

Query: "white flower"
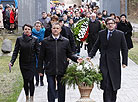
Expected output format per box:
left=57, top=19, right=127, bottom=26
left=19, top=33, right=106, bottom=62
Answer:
left=77, top=65, right=83, bottom=70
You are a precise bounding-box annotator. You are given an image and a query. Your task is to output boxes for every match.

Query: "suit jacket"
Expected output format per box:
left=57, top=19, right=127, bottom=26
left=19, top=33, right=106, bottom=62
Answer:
left=89, top=29, right=128, bottom=90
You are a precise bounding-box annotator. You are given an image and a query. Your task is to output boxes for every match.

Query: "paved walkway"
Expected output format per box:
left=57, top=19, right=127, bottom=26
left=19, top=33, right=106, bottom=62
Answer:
left=17, top=44, right=138, bottom=102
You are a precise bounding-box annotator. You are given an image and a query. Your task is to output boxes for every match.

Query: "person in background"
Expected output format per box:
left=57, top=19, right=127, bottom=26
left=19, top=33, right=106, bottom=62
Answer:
left=9, top=24, right=39, bottom=102
left=110, top=13, right=116, bottom=19
left=39, top=11, right=50, bottom=29
left=0, top=4, right=4, bottom=28
left=115, top=16, right=120, bottom=24
left=117, top=14, right=133, bottom=50
left=9, top=7, right=15, bottom=33
left=32, top=21, right=45, bottom=86
left=38, top=22, right=83, bottom=102
left=59, top=18, right=76, bottom=54
left=115, top=16, right=120, bottom=29
left=73, top=11, right=82, bottom=23
left=87, top=13, right=101, bottom=53
left=3, top=5, right=10, bottom=30
left=73, top=11, right=82, bottom=56
left=88, top=17, right=128, bottom=102
left=102, top=10, right=109, bottom=19
left=69, top=18, right=74, bottom=28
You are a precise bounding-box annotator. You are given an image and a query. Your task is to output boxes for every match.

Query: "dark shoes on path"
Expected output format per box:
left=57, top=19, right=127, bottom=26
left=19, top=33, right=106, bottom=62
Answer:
left=35, top=81, right=44, bottom=86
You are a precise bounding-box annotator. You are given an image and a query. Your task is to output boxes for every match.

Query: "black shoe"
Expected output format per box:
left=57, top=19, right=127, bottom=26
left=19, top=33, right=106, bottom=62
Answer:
left=40, top=81, right=44, bottom=86
left=35, top=81, right=39, bottom=86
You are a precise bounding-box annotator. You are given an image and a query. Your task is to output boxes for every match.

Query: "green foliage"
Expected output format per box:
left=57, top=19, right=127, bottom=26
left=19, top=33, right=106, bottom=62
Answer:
left=62, top=60, right=103, bottom=88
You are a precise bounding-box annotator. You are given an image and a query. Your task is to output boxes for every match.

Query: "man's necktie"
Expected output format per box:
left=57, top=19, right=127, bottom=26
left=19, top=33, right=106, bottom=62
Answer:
left=107, top=32, right=112, bottom=40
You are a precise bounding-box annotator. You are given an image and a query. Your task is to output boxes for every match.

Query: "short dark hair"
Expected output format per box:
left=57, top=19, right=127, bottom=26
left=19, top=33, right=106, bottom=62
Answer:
left=41, top=11, right=46, bottom=14
left=51, top=15, right=59, bottom=21
left=120, top=14, right=127, bottom=18
left=110, top=13, right=115, bottom=17
left=105, top=17, right=116, bottom=24
left=52, top=22, right=61, bottom=28
left=22, top=24, right=33, bottom=30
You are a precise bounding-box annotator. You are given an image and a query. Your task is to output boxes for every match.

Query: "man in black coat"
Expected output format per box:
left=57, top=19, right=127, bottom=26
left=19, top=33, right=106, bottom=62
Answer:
left=38, top=23, right=83, bottom=102
left=88, top=17, right=128, bottom=102
left=87, top=13, right=101, bottom=53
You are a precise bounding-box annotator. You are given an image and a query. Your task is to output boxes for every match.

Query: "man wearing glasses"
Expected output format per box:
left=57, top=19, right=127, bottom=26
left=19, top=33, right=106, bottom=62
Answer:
left=88, top=17, right=128, bottom=102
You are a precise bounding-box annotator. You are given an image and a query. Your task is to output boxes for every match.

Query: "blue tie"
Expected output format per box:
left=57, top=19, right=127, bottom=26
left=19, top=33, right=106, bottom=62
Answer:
left=55, top=38, right=57, bottom=40
left=107, top=32, right=112, bottom=40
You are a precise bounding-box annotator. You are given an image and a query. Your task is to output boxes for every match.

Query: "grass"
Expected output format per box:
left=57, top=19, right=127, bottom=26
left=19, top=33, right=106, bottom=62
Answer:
left=128, top=32, right=138, bottom=64
left=0, top=35, right=23, bottom=102
left=129, top=42, right=138, bottom=64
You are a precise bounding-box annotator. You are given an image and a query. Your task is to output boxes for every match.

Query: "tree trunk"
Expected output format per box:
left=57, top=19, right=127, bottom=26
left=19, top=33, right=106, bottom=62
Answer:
left=127, top=0, right=130, bottom=15
left=120, top=0, right=126, bottom=14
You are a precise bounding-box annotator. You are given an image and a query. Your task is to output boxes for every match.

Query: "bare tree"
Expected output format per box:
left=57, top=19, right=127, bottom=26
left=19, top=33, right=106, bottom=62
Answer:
left=120, top=0, right=126, bottom=14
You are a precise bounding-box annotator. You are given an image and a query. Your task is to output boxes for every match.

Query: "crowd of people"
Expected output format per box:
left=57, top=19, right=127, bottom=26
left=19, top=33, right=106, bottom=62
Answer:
left=8, top=1, right=133, bottom=102
left=0, top=3, right=18, bottom=33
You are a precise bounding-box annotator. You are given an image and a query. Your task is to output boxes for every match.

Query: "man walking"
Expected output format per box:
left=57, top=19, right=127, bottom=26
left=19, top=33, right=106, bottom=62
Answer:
left=38, top=23, right=82, bottom=102
left=88, top=17, right=128, bottom=102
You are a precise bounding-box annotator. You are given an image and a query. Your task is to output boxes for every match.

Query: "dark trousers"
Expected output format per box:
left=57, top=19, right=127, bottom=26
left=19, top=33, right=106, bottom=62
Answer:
left=23, top=77, right=35, bottom=96
left=103, top=73, right=117, bottom=102
left=76, top=42, right=83, bottom=54
left=35, top=68, right=44, bottom=83
left=46, top=75, right=65, bottom=102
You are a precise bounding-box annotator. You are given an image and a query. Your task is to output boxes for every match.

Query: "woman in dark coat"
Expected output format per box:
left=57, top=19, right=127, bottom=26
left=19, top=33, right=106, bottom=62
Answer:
left=117, top=14, right=133, bottom=49
left=9, top=24, right=39, bottom=102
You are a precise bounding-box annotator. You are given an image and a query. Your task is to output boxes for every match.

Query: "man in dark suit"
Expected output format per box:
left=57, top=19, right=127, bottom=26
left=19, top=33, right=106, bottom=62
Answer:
left=88, top=17, right=128, bottom=102
left=38, top=23, right=83, bottom=102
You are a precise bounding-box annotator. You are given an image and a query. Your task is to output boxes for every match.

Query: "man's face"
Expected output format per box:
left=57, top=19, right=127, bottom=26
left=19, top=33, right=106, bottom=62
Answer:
left=106, top=20, right=116, bottom=31
left=98, top=14, right=102, bottom=18
left=63, top=15, right=67, bottom=21
left=51, top=19, right=58, bottom=25
left=75, top=12, right=80, bottom=17
left=42, top=13, right=47, bottom=18
left=51, top=24, right=62, bottom=36
left=91, top=15, right=96, bottom=20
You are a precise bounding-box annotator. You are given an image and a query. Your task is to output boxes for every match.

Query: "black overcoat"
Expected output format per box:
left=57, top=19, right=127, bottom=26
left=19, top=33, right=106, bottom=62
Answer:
left=89, top=29, right=128, bottom=90
left=117, top=21, right=133, bottom=49
left=87, top=20, right=101, bottom=53
left=10, top=34, right=39, bottom=80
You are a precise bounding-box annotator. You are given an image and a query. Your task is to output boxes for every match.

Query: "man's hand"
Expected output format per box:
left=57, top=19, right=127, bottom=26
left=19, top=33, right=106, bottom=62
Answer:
left=86, top=57, right=91, bottom=62
left=39, top=73, right=43, bottom=76
left=9, top=62, right=13, bottom=67
left=77, top=58, right=83, bottom=63
left=8, top=62, right=13, bottom=73
left=122, top=64, right=127, bottom=68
